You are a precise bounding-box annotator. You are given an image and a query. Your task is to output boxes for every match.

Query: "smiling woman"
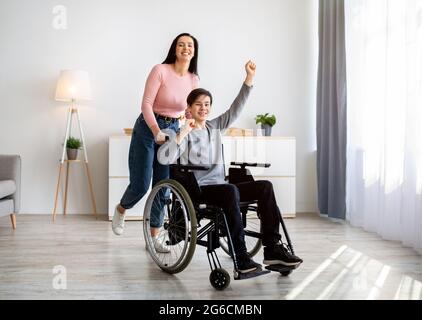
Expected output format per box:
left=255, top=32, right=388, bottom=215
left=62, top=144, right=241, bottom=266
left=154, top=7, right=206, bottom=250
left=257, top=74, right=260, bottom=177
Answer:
left=162, top=33, right=199, bottom=77
left=111, top=33, right=200, bottom=248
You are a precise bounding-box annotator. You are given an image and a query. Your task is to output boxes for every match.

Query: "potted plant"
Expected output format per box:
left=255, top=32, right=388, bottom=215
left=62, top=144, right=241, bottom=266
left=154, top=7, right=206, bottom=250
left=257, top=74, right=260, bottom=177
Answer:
left=255, top=113, right=276, bottom=136
left=66, top=137, right=82, bottom=160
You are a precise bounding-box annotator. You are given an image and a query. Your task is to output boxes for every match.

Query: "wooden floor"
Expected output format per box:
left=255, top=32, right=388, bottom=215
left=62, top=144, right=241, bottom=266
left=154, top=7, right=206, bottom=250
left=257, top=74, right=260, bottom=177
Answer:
left=0, top=213, right=421, bottom=300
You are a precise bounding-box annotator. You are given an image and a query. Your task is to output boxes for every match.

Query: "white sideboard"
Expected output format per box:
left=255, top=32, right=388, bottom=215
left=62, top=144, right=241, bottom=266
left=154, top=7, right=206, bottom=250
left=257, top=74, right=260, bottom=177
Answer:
left=108, top=135, right=296, bottom=220
left=108, top=135, right=151, bottom=220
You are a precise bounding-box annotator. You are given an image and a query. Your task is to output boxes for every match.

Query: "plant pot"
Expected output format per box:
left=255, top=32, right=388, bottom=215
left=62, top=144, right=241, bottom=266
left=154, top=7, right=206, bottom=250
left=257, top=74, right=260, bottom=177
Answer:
left=261, top=124, right=272, bottom=136
left=66, top=148, right=78, bottom=160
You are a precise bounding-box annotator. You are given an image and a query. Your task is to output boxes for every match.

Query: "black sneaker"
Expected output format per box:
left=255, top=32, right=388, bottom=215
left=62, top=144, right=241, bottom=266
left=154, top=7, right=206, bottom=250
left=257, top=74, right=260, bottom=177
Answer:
left=263, top=244, right=303, bottom=266
left=236, top=254, right=262, bottom=273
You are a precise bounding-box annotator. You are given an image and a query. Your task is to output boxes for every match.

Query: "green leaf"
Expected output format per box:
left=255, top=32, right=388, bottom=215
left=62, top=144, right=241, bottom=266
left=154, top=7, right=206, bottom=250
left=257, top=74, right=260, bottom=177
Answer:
left=254, top=113, right=277, bottom=126
left=66, top=136, right=82, bottom=149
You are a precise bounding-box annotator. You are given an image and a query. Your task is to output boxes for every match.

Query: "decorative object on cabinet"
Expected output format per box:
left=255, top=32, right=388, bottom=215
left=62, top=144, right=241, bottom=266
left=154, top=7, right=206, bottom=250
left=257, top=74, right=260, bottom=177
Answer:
left=123, top=128, right=133, bottom=135
left=255, top=113, right=277, bottom=136
left=225, top=127, right=254, bottom=137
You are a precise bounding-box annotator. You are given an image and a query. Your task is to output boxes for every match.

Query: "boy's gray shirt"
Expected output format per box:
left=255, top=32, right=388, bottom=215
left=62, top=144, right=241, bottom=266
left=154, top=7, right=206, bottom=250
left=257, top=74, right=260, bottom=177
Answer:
left=159, top=83, right=252, bottom=186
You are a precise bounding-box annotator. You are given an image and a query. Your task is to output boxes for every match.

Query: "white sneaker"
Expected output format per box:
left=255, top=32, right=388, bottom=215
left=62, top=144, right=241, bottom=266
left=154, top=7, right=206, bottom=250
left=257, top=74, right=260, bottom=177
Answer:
left=112, top=205, right=125, bottom=235
left=146, top=235, right=170, bottom=253
left=153, top=236, right=171, bottom=253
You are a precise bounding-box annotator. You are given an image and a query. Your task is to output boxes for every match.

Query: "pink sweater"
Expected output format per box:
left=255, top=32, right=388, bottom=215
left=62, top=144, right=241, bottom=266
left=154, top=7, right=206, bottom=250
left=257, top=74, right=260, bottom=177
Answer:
left=141, top=64, right=199, bottom=129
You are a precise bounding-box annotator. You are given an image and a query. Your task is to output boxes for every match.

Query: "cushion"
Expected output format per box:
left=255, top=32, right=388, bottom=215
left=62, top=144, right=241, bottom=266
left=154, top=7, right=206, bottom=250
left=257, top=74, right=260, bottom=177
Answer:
left=0, top=198, right=14, bottom=216
left=0, top=180, right=16, bottom=199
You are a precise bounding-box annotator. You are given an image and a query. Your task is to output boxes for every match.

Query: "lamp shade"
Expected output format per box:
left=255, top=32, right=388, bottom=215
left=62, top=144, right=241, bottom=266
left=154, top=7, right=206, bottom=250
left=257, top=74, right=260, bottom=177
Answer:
left=55, top=70, right=92, bottom=102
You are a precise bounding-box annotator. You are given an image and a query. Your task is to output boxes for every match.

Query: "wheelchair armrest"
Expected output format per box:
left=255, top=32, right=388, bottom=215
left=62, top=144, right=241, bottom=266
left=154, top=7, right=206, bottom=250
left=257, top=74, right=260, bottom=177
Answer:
left=170, top=164, right=210, bottom=171
left=230, top=162, right=271, bottom=169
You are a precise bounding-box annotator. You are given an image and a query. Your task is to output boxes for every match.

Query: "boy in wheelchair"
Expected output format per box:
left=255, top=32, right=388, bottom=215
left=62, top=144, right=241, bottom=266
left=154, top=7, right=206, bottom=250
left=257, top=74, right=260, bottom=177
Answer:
left=158, top=61, right=303, bottom=275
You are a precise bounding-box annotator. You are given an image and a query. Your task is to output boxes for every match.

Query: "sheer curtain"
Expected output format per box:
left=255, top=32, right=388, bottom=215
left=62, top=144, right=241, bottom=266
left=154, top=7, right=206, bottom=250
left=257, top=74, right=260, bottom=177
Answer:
left=345, top=0, right=422, bottom=253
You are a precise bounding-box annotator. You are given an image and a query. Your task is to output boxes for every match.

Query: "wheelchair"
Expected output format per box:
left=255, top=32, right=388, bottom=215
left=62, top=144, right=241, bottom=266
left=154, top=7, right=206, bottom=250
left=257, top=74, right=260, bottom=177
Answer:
left=143, top=161, right=300, bottom=290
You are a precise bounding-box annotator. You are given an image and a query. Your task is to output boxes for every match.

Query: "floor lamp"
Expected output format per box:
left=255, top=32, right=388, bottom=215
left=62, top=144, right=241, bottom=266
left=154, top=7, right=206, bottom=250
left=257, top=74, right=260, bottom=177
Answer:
left=52, top=70, right=97, bottom=221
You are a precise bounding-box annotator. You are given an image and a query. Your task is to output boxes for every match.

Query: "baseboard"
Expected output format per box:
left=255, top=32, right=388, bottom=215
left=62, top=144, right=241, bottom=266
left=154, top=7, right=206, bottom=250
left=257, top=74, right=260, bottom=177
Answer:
left=296, top=202, right=318, bottom=213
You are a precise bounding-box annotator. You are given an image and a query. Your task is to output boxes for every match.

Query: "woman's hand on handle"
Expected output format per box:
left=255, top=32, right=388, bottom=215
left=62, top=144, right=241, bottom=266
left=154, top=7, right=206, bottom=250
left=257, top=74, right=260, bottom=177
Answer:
left=150, top=124, right=166, bottom=145
left=244, top=60, right=256, bottom=87
left=155, top=131, right=168, bottom=145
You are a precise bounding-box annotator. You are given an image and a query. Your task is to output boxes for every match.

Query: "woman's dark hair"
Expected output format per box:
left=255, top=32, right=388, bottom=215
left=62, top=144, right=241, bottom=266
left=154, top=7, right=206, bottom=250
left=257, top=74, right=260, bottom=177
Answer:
left=187, top=88, right=213, bottom=106
left=162, top=33, right=199, bottom=75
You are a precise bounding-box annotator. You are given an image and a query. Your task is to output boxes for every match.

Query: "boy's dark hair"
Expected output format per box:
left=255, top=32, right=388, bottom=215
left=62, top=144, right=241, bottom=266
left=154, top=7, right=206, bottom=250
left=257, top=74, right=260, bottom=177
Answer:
left=162, top=33, right=199, bottom=76
left=187, top=88, right=213, bottom=106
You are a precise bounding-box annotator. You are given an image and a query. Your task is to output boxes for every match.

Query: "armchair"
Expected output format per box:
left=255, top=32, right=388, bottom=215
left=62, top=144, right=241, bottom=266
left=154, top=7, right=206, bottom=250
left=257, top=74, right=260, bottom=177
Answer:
left=0, top=155, right=21, bottom=229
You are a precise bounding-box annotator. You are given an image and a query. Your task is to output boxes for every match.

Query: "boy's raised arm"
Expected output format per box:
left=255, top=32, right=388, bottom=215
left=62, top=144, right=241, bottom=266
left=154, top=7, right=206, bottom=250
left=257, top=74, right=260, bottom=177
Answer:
left=209, top=60, right=256, bottom=131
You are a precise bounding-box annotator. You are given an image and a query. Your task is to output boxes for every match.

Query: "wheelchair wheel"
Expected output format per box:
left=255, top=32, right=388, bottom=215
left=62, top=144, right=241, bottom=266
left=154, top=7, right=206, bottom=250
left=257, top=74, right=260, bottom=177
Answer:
left=143, top=179, right=197, bottom=274
left=209, top=268, right=230, bottom=290
left=219, top=211, right=262, bottom=257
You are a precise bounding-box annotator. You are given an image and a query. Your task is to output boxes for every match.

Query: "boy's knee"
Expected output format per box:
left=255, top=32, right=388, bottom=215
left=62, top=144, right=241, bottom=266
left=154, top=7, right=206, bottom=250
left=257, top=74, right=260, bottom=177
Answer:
left=258, top=180, right=273, bottom=192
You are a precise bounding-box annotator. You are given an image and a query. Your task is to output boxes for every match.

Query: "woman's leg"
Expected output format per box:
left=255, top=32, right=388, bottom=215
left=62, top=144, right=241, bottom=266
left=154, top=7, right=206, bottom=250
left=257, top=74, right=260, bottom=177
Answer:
left=149, top=144, right=170, bottom=235
left=149, top=119, right=179, bottom=236
left=119, top=115, right=155, bottom=210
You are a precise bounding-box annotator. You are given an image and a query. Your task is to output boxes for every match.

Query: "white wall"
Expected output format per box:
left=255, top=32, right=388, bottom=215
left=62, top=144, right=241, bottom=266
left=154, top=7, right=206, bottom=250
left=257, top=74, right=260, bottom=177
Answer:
left=0, top=0, right=318, bottom=214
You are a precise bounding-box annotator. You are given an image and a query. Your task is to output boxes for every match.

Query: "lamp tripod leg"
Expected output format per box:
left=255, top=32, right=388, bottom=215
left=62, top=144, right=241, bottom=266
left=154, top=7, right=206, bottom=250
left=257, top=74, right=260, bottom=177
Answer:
left=63, top=161, right=70, bottom=216
left=61, top=107, right=73, bottom=163
left=85, top=162, right=97, bottom=218
left=76, top=108, right=97, bottom=218
left=52, top=163, right=63, bottom=222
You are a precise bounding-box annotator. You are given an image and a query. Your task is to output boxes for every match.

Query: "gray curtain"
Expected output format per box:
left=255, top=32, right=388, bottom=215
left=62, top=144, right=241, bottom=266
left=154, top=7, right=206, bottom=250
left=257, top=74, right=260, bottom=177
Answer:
left=316, top=0, right=347, bottom=219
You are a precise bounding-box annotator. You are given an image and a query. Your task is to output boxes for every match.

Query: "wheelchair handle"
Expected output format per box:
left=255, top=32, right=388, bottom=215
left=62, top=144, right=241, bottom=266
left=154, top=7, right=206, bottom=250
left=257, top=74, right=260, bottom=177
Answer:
left=230, top=162, right=271, bottom=169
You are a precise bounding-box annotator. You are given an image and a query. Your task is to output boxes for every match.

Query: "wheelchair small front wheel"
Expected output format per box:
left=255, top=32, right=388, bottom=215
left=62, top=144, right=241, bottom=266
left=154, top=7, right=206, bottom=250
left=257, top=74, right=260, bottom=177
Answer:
left=209, top=268, right=230, bottom=290
left=143, top=179, right=197, bottom=274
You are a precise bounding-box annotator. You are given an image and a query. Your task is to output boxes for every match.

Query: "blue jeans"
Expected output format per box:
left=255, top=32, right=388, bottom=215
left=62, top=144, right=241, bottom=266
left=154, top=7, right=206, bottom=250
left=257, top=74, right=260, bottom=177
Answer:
left=120, top=113, right=179, bottom=227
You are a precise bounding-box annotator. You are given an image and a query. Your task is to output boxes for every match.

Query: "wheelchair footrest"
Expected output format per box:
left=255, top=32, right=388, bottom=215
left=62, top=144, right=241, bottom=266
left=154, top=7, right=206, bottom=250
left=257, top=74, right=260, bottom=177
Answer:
left=265, top=263, right=299, bottom=273
left=233, top=267, right=270, bottom=280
